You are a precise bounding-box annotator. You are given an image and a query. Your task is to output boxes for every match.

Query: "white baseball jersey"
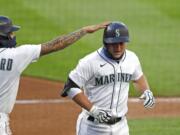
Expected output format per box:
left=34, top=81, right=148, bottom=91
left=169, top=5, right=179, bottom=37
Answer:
left=0, top=45, right=41, bottom=113
left=70, top=47, right=143, bottom=117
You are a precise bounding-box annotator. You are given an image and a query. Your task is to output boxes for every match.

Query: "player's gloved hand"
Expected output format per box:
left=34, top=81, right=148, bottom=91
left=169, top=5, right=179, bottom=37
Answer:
left=139, top=90, right=155, bottom=108
left=89, top=105, right=112, bottom=123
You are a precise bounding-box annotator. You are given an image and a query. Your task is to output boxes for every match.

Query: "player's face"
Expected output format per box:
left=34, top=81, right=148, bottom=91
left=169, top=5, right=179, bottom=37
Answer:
left=106, top=42, right=126, bottom=59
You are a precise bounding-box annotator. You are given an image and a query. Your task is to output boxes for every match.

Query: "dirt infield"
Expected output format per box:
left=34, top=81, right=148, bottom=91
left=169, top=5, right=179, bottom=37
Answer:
left=10, top=76, right=180, bottom=135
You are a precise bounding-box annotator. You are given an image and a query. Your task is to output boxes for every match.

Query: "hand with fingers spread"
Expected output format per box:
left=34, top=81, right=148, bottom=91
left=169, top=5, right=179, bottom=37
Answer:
left=82, top=21, right=110, bottom=33
left=139, top=90, right=155, bottom=108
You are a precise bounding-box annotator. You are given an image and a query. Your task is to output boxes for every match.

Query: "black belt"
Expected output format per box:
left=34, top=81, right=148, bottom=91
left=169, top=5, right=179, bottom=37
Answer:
left=87, top=116, right=122, bottom=125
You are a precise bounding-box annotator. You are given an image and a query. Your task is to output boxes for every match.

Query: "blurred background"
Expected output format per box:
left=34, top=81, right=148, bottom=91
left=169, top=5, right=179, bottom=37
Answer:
left=1, top=0, right=180, bottom=134
left=1, top=0, right=180, bottom=96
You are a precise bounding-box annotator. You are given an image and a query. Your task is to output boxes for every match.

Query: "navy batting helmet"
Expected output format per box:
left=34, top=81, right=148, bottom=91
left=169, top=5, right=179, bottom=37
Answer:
left=0, top=16, right=20, bottom=48
left=0, top=16, right=20, bottom=37
left=103, top=21, right=129, bottom=45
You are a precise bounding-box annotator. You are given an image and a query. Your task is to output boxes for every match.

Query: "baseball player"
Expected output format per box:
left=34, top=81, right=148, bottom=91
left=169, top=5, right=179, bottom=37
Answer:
left=61, top=21, right=155, bottom=135
left=0, top=15, right=109, bottom=135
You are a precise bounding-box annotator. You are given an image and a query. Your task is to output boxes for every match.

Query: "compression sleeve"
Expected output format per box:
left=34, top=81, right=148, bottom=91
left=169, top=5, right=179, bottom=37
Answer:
left=61, top=77, right=80, bottom=97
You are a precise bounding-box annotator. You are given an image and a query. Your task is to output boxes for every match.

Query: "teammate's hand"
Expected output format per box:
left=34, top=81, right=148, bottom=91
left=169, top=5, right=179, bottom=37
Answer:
left=83, top=21, right=110, bottom=33
left=139, top=90, right=155, bottom=108
left=89, top=105, right=112, bottom=123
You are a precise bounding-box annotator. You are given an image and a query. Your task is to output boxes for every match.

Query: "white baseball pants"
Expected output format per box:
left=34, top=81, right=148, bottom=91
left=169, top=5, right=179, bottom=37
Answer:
left=76, top=112, right=129, bottom=135
left=0, top=113, right=12, bottom=135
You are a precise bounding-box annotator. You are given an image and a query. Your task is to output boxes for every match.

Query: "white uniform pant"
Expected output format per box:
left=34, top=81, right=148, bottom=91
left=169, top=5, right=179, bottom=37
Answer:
left=0, top=113, right=12, bottom=135
left=76, top=112, right=129, bottom=135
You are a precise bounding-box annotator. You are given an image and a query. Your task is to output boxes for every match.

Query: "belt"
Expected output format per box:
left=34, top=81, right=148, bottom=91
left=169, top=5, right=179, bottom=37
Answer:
left=87, top=116, right=122, bottom=125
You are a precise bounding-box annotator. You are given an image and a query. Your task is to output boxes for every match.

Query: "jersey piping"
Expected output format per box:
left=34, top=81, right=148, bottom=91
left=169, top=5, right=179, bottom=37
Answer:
left=0, top=48, right=6, bottom=53
left=116, top=51, right=126, bottom=112
left=97, top=50, right=116, bottom=109
left=97, top=49, right=127, bottom=112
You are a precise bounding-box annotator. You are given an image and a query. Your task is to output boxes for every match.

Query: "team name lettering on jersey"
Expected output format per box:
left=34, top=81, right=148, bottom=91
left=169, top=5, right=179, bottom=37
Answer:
left=0, top=58, right=13, bottom=71
left=95, top=73, right=132, bottom=86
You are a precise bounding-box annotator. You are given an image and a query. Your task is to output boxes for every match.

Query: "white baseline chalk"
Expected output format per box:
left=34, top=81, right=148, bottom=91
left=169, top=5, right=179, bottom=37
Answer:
left=15, top=98, right=180, bottom=104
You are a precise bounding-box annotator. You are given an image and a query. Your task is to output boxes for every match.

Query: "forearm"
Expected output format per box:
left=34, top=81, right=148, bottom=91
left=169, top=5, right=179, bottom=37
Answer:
left=134, top=75, right=155, bottom=108
left=138, top=75, right=155, bottom=108
left=61, top=78, right=93, bottom=111
left=133, top=75, right=150, bottom=93
left=72, top=92, right=93, bottom=111
left=40, top=28, right=87, bottom=56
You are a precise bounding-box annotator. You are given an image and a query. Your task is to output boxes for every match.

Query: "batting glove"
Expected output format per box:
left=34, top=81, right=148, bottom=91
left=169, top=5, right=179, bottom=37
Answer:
left=89, top=105, right=112, bottom=123
left=139, top=90, right=155, bottom=108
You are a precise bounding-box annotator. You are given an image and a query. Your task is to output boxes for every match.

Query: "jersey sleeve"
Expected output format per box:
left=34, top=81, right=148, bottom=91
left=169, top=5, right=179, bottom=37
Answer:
left=69, top=58, right=93, bottom=88
left=14, top=45, right=41, bottom=73
left=131, top=55, right=143, bottom=81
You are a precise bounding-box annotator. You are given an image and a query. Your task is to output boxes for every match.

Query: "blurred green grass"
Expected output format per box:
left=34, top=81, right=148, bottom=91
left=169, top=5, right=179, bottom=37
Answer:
left=129, top=117, right=180, bottom=135
left=0, top=0, right=180, bottom=96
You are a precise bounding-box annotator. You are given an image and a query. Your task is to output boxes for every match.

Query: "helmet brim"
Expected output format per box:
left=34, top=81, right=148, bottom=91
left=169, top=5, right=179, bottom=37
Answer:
left=1, top=25, right=21, bottom=36
left=104, top=37, right=129, bottom=44
left=10, top=25, right=20, bottom=32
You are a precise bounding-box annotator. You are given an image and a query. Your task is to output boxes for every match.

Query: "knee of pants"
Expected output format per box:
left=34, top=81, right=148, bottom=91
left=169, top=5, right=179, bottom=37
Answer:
left=0, top=121, right=6, bottom=134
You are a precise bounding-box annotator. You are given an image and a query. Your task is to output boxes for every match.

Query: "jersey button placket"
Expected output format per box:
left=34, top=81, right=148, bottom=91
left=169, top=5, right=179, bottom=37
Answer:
left=111, top=66, right=120, bottom=115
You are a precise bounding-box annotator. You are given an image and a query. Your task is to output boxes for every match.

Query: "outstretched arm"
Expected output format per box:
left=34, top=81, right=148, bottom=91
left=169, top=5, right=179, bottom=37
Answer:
left=40, top=21, right=110, bottom=56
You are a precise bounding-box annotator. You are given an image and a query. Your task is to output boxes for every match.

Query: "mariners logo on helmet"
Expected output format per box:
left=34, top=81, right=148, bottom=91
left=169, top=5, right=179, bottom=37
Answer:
left=103, top=21, right=129, bottom=45
left=115, top=29, right=120, bottom=37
